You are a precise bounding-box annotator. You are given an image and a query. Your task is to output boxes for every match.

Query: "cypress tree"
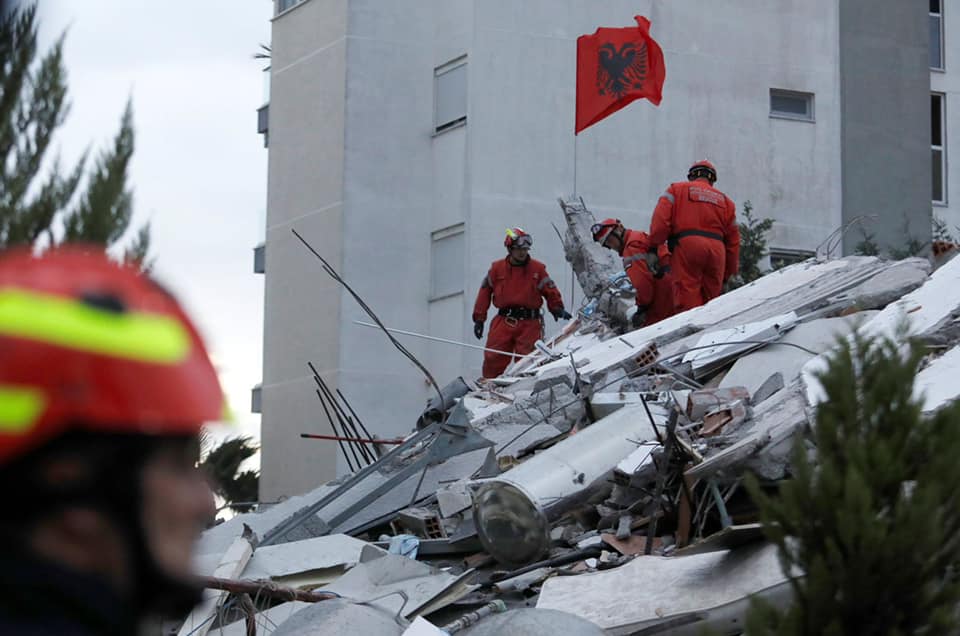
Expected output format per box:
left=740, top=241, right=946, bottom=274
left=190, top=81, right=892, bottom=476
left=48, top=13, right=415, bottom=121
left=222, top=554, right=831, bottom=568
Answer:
left=0, top=5, right=151, bottom=263
left=746, top=330, right=960, bottom=635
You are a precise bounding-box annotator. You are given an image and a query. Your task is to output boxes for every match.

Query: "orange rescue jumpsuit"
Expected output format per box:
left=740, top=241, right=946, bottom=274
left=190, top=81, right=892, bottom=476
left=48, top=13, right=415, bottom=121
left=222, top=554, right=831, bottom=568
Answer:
left=473, top=257, right=564, bottom=378
left=620, top=229, right=676, bottom=326
left=648, top=180, right=739, bottom=312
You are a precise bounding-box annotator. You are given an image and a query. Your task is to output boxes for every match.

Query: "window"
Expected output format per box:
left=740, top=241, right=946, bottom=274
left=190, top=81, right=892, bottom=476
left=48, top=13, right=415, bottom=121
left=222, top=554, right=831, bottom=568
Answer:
left=257, top=104, right=269, bottom=147
left=434, top=57, right=467, bottom=133
left=253, top=243, right=265, bottom=274
left=769, top=249, right=815, bottom=270
left=931, top=0, right=944, bottom=70
left=770, top=89, right=814, bottom=122
left=251, top=384, right=262, bottom=414
left=430, top=224, right=465, bottom=299
left=933, top=93, right=947, bottom=204
left=277, top=0, right=304, bottom=14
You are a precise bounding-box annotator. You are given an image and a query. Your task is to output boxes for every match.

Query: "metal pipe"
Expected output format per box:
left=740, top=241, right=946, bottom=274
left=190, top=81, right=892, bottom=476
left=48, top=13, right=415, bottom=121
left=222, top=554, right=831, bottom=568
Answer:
left=353, top=320, right=516, bottom=357
left=442, top=600, right=508, bottom=633
left=300, top=433, right=405, bottom=445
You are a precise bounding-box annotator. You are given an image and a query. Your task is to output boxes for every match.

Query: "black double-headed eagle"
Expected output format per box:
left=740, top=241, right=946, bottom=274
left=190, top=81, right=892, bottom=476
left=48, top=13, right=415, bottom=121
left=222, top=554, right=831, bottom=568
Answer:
left=596, top=41, right=649, bottom=99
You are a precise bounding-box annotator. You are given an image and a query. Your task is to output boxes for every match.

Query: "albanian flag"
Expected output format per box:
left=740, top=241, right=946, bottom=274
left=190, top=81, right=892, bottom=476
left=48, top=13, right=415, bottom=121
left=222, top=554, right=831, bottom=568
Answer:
left=575, top=15, right=666, bottom=134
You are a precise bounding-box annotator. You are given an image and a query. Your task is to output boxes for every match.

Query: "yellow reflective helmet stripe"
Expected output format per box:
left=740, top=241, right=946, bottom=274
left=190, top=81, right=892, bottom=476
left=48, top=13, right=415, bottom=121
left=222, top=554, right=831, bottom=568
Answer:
left=0, top=385, right=45, bottom=433
left=0, top=288, right=190, bottom=364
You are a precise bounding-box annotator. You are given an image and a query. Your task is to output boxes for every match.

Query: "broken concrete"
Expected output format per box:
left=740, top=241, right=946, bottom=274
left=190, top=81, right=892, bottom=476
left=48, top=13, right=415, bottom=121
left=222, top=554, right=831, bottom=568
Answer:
left=187, top=245, right=960, bottom=636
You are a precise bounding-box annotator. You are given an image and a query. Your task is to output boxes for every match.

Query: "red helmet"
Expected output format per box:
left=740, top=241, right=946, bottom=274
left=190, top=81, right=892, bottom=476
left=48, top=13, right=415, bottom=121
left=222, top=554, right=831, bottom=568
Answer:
left=688, top=159, right=717, bottom=183
left=0, top=247, right=225, bottom=465
left=591, top=218, right=622, bottom=245
left=504, top=227, right=532, bottom=249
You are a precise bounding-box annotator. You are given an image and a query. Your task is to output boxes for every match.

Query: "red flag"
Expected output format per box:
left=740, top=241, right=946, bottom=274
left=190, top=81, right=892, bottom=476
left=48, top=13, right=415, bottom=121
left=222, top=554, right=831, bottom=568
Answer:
left=575, top=16, right=666, bottom=135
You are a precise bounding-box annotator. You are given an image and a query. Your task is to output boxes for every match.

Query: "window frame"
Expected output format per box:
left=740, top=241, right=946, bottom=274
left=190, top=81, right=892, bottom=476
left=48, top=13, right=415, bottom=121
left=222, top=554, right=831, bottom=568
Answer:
left=931, top=0, right=945, bottom=71
left=276, top=0, right=306, bottom=16
left=429, top=223, right=466, bottom=301
left=433, top=56, right=468, bottom=135
left=769, top=248, right=815, bottom=271
left=769, top=88, right=815, bottom=123
left=933, top=92, right=947, bottom=205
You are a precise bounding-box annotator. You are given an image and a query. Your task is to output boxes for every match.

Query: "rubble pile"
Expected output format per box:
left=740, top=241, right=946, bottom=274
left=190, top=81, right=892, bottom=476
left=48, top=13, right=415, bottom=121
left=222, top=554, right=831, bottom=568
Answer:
left=183, top=200, right=960, bottom=635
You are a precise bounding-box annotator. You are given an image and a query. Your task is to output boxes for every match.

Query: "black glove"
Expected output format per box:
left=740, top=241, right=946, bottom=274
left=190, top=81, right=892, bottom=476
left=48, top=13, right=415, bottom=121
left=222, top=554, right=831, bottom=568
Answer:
left=631, top=307, right=646, bottom=329
left=474, top=320, right=484, bottom=340
left=551, top=308, right=573, bottom=322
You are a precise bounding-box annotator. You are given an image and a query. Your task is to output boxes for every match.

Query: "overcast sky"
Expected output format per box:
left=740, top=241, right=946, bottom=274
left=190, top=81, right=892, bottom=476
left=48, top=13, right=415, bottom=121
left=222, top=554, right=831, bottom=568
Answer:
left=37, top=1, right=272, bottom=447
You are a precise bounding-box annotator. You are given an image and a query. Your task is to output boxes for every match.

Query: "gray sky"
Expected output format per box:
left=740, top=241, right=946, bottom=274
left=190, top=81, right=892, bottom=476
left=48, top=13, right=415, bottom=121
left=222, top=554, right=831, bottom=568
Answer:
left=37, top=1, right=272, bottom=446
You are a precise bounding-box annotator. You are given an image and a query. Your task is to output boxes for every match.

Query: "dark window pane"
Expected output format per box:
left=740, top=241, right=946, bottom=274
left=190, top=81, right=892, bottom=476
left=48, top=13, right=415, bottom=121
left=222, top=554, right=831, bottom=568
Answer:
left=930, top=16, right=943, bottom=68
left=771, top=93, right=809, bottom=117
left=931, top=0, right=941, bottom=15
left=933, top=148, right=944, bottom=202
left=932, top=95, right=943, bottom=145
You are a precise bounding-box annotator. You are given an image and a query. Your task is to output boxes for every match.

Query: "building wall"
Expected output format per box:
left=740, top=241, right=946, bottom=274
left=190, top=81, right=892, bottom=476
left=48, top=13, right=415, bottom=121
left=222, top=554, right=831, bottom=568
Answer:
left=260, top=0, right=348, bottom=500
left=932, top=2, right=959, bottom=230
left=839, top=0, right=931, bottom=255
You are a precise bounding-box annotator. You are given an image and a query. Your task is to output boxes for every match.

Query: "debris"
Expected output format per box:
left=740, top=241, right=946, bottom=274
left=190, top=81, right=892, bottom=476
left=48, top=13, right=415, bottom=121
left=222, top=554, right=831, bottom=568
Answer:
left=441, top=600, right=508, bottom=634
left=686, top=386, right=751, bottom=421
left=403, top=616, right=450, bottom=636
left=437, top=480, right=473, bottom=518
left=471, top=403, right=668, bottom=567
left=196, top=575, right=338, bottom=603
left=396, top=507, right=446, bottom=539
left=387, top=534, right=420, bottom=559
left=188, top=226, right=960, bottom=635
left=537, top=543, right=789, bottom=634
left=673, top=523, right=766, bottom=556
left=600, top=532, right=660, bottom=556
left=323, top=545, right=476, bottom=619
left=461, top=608, right=607, bottom=635
left=179, top=527, right=256, bottom=636
left=271, top=598, right=404, bottom=635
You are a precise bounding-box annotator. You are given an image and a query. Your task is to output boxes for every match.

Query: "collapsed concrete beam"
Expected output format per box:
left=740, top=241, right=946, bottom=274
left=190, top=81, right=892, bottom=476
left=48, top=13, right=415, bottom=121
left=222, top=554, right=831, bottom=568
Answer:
left=470, top=402, right=668, bottom=567
left=557, top=197, right=634, bottom=327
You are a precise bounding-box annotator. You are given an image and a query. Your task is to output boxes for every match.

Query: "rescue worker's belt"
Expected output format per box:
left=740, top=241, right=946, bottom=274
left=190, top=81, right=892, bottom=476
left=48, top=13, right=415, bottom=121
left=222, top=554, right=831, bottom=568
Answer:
left=498, top=307, right=541, bottom=320
left=668, top=229, right=724, bottom=251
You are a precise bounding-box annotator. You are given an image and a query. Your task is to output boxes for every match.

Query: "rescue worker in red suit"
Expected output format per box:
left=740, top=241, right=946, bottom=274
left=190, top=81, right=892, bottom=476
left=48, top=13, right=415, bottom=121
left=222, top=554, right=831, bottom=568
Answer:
left=648, top=160, right=740, bottom=312
left=592, top=219, right=676, bottom=328
left=473, top=228, right=571, bottom=378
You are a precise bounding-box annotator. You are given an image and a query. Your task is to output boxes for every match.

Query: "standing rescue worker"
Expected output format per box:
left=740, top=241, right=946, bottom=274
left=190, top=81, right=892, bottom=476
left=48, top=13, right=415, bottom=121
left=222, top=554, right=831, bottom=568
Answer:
left=473, top=228, right=571, bottom=378
left=648, top=160, right=740, bottom=312
left=592, top=219, right=676, bottom=328
left=0, top=248, right=225, bottom=635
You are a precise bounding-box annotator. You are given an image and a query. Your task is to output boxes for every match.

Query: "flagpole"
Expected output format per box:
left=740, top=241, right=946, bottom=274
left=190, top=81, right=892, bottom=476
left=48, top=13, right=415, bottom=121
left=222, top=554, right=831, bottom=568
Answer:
left=573, top=132, right=578, bottom=197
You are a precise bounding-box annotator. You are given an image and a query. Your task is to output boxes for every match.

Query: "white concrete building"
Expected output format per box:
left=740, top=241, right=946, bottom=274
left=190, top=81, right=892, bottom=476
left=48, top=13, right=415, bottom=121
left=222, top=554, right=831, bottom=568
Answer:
left=256, top=0, right=948, bottom=499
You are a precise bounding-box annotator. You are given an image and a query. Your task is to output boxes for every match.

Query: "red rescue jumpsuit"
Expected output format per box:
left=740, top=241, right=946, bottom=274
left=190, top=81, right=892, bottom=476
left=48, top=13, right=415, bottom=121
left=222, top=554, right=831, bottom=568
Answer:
left=620, top=230, right=676, bottom=326
left=648, top=180, right=740, bottom=312
left=473, top=257, right=564, bottom=378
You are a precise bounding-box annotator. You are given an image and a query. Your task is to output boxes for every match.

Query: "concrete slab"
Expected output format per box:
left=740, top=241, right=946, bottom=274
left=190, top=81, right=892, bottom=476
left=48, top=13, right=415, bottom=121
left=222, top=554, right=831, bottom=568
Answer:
left=916, top=345, right=960, bottom=413
left=537, top=543, right=788, bottom=635
left=324, top=545, right=476, bottom=619
left=804, top=255, right=960, bottom=406
left=720, top=313, right=877, bottom=398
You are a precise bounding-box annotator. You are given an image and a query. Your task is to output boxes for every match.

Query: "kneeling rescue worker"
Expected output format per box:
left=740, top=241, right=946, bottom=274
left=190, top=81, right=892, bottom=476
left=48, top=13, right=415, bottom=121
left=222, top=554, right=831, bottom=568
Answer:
left=648, top=160, right=740, bottom=312
left=473, top=228, right=572, bottom=378
left=0, top=247, right=226, bottom=634
left=592, top=219, right=676, bottom=328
